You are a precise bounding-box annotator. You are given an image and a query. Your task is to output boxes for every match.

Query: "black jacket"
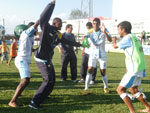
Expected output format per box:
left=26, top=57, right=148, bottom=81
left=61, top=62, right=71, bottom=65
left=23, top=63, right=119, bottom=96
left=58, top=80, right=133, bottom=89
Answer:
left=35, top=2, right=81, bottom=61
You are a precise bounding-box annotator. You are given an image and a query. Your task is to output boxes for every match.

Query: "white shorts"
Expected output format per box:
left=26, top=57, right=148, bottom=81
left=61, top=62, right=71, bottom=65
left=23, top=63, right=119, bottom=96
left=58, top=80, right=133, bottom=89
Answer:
left=120, top=70, right=145, bottom=88
left=15, top=58, right=30, bottom=79
left=88, top=57, right=106, bottom=69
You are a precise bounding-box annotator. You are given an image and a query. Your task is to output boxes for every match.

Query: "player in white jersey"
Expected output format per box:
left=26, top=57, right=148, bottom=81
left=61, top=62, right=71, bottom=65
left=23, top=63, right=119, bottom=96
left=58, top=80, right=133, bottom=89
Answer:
left=84, top=18, right=111, bottom=94
left=8, top=21, right=39, bottom=108
left=112, top=21, right=150, bottom=113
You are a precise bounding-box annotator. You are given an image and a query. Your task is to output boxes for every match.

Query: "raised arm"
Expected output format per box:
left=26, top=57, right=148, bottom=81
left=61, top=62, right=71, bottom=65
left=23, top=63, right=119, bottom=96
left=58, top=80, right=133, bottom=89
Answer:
left=33, top=20, right=39, bottom=29
left=100, top=23, right=112, bottom=42
left=40, top=0, right=56, bottom=30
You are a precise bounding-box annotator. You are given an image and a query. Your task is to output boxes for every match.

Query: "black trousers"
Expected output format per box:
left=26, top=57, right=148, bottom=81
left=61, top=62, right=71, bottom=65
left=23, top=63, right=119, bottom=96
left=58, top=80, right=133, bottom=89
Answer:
left=32, top=61, right=55, bottom=106
left=61, top=52, right=77, bottom=80
left=80, top=53, right=97, bottom=81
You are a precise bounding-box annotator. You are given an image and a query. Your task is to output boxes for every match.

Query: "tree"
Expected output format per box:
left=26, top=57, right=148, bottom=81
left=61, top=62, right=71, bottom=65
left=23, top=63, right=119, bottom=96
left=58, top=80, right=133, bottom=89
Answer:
left=69, top=9, right=88, bottom=20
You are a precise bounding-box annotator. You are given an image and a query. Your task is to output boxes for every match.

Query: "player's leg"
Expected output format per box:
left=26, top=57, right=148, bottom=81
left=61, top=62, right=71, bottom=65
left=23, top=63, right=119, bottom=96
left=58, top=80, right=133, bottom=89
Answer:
left=129, top=76, right=150, bottom=112
left=79, top=53, right=88, bottom=83
left=29, top=61, right=56, bottom=109
left=85, top=58, right=96, bottom=91
left=90, top=67, right=97, bottom=84
left=8, top=57, right=13, bottom=66
left=60, top=54, right=69, bottom=81
left=1, top=52, right=4, bottom=64
left=9, top=60, right=30, bottom=107
left=117, top=86, right=136, bottom=113
left=5, top=52, right=9, bottom=63
left=9, top=77, right=30, bottom=107
left=70, top=53, right=77, bottom=82
left=98, top=58, right=109, bottom=93
left=118, top=73, right=138, bottom=113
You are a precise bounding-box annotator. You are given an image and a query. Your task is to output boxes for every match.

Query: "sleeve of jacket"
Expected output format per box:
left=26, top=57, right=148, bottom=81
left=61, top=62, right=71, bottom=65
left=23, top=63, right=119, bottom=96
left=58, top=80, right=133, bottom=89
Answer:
left=60, top=37, right=81, bottom=47
left=40, top=2, right=55, bottom=30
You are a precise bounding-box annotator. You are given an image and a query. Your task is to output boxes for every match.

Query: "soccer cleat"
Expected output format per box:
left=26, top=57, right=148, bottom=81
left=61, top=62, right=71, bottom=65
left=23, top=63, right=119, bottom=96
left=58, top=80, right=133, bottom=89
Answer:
left=78, top=79, right=85, bottom=83
left=89, top=81, right=95, bottom=85
left=29, top=101, right=39, bottom=110
left=104, top=88, right=109, bottom=94
left=83, top=90, right=89, bottom=96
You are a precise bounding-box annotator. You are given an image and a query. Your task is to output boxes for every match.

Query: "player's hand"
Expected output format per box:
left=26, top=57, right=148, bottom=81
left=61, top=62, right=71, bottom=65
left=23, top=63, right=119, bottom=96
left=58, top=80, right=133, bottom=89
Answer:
left=52, top=0, right=56, bottom=4
left=100, top=23, right=106, bottom=33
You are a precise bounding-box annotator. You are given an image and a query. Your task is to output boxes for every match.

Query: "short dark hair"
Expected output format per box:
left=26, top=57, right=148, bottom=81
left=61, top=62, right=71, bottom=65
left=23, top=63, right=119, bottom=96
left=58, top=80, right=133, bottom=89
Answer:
left=117, top=21, right=132, bottom=33
left=28, top=22, right=35, bottom=28
left=86, top=22, right=93, bottom=28
left=93, top=18, right=100, bottom=24
left=52, top=17, right=62, bottom=26
left=66, top=24, right=72, bottom=30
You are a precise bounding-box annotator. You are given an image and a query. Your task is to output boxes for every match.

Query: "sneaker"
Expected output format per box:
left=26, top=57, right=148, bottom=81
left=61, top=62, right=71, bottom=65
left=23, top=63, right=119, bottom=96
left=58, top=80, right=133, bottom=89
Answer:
left=29, top=101, right=39, bottom=109
left=90, top=81, right=95, bottom=85
left=60, top=79, right=65, bottom=82
left=104, top=88, right=109, bottom=94
left=72, top=80, right=77, bottom=83
left=78, top=79, right=85, bottom=83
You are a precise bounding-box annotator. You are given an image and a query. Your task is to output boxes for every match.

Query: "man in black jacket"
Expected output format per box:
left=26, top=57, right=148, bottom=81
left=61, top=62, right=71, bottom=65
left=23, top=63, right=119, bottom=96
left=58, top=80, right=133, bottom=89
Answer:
left=29, top=0, right=81, bottom=109
left=58, top=24, right=78, bottom=82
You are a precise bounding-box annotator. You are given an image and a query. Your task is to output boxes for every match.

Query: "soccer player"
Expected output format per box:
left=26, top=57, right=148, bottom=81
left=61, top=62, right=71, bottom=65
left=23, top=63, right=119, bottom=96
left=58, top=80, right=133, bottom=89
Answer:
left=8, top=21, right=39, bottom=107
left=112, top=21, right=150, bottom=113
left=84, top=18, right=110, bottom=94
left=0, top=40, right=9, bottom=64
left=58, top=24, right=78, bottom=82
left=79, top=22, right=97, bottom=84
left=8, top=37, right=18, bottom=66
left=29, top=0, right=81, bottom=109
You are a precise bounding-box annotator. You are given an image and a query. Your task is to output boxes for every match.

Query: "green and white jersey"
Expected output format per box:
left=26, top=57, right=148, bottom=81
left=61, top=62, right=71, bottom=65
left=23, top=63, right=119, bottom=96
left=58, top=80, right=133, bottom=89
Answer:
left=117, top=34, right=146, bottom=76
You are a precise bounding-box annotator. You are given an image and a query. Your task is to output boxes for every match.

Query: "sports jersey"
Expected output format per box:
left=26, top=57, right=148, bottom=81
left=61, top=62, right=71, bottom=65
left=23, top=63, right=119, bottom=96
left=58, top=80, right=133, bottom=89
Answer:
left=16, top=26, right=36, bottom=62
left=10, top=42, right=17, bottom=57
left=34, top=2, right=81, bottom=62
left=88, top=30, right=106, bottom=59
left=117, top=34, right=146, bottom=76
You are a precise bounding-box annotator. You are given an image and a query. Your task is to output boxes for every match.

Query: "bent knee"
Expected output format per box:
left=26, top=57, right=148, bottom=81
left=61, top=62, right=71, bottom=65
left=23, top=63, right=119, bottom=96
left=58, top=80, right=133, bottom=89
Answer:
left=116, top=86, right=126, bottom=95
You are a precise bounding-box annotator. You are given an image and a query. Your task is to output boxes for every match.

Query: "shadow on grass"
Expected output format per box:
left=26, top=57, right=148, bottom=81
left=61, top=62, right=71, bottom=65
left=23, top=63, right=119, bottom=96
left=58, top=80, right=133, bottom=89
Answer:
left=0, top=93, right=125, bottom=113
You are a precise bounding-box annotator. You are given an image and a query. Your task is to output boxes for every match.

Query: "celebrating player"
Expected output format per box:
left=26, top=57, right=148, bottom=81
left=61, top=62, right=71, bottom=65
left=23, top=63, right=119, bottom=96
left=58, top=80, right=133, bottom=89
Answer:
left=84, top=18, right=110, bottom=94
left=8, top=21, right=39, bottom=107
left=112, top=21, right=150, bottom=113
left=29, top=0, right=81, bottom=109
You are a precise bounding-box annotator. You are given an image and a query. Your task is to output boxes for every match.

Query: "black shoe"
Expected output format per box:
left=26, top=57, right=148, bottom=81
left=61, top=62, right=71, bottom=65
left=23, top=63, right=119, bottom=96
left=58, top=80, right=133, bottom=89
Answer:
left=29, top=101, right=40, bottom=109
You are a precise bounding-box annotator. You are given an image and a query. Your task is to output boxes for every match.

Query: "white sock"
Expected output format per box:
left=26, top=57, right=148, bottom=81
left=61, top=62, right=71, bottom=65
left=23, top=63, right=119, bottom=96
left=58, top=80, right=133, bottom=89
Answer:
left=85, top=73, right=92, bottom=90
left=102, top=75, right=108, bottom=89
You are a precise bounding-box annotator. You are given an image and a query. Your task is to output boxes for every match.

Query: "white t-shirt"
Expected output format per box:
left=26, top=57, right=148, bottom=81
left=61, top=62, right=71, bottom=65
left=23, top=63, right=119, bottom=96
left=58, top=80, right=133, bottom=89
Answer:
left=16, top=26, right=35, bottom=62
left=88, top=30, right=106, bottom=59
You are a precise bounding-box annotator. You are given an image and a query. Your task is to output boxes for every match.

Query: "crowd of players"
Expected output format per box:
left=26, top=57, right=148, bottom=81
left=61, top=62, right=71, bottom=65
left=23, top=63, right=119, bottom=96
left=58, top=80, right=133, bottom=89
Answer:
left=0, top=0, right=150, bottom=113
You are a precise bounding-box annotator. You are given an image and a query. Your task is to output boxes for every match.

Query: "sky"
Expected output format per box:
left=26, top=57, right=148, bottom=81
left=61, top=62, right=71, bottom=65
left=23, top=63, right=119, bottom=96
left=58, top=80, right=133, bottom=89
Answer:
left=0, top=0, right=112, bottom=34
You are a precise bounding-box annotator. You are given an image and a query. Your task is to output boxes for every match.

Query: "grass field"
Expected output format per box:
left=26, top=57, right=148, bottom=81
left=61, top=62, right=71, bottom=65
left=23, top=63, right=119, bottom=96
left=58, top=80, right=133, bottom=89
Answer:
left=0, top=49, right=150, bottom=113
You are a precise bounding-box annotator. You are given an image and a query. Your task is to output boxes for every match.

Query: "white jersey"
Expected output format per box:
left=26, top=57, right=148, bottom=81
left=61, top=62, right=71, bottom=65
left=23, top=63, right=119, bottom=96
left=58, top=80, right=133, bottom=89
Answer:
left=88, top=30, right=106, bottom=59
left=16, top=26, right=35, bottom=62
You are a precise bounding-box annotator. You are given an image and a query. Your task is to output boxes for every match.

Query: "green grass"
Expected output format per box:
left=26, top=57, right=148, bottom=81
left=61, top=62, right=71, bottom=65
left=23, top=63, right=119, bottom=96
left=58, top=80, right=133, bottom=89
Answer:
left=0, top=49, right=150, bottom=113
